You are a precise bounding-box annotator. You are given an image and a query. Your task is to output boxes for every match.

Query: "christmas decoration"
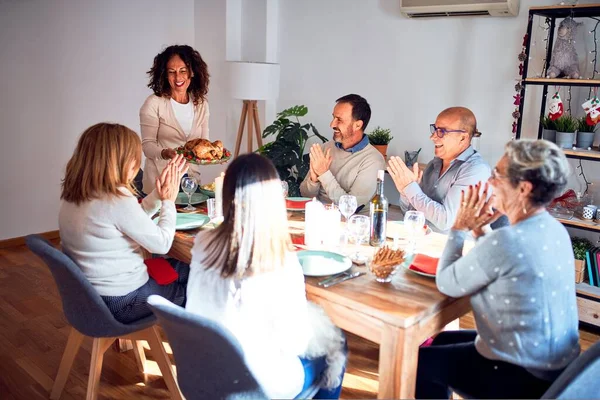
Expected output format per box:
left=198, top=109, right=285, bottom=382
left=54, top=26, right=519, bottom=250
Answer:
left=582, top=96, right=600, bottom=125
left=548, top=92, right=564, bottom=120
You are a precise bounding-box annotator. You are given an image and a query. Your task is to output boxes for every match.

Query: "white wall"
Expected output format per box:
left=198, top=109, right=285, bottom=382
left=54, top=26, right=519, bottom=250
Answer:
left=275, top=0, right=600, bottom=243
left=0, top=0, right=195, bottom=240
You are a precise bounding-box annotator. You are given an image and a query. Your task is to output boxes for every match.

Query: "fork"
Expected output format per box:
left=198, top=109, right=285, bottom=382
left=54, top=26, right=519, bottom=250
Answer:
left=317, top=271, right=349, bottom=286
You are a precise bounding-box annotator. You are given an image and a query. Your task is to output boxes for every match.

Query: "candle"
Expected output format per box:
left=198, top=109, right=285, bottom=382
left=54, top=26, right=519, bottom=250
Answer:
left=322, top=203, right=341, bottom=248
left=214, top=172, right=225, bottom=217
left=304, top=198, right=324, bottom=248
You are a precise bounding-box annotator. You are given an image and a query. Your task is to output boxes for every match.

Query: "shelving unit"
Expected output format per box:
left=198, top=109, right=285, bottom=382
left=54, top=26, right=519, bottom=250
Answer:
left=517, top=4, right=600, bottom=330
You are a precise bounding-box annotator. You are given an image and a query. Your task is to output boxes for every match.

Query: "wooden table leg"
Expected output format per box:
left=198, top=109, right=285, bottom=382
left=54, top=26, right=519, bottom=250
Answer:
left=378, top=324, right=419, bottom=399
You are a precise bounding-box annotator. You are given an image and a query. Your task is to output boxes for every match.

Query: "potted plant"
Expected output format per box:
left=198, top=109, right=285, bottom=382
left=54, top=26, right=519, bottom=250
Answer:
left=576, top=117, right=597, bottom=149
left=572, top=237, right=592, bottom=284
left=554, top=115, right=578, bottom=149
left=258, top=105, right=328, bottom=197
left=367, top=126, right=393, bottom=159
left=541, top=116, right=557, bottom=143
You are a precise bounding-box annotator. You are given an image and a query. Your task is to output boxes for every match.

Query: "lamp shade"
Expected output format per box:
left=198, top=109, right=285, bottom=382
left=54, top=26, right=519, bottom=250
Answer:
left=228, top=61, right=280, bottom=100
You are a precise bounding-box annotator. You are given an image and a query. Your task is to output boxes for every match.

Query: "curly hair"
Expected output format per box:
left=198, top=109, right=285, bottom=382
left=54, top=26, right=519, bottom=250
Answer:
left=147, top=45, right=210, bottom=106
left=505, top=139, right=570, bottom=207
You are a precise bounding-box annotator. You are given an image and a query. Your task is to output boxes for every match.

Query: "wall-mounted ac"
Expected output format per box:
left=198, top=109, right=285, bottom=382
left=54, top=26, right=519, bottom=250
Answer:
left=400, top=0, right=519, bottom=18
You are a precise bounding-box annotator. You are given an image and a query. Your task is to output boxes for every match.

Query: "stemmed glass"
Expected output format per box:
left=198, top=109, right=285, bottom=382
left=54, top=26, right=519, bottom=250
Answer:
left=404, top=210, right=425, bottom=254
left=348, top=215, right=370, bottom=264
left=338, top=195, right=358, bottom=245
left=181, top=176, right=198, bottom=211
left=281, top=180, right=289, bottom=198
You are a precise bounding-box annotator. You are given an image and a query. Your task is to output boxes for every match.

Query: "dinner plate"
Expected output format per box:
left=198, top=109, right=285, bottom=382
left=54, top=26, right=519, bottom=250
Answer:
left=154, top=213, right=211, bottom=230
left=286, top=197, right=312, bottom=211
left=386, top=220, right=432, bottom=239
left=198, top=187, right=215, bottom=198
left=401, top=254, right=436, bottom=278
left=296, top=250, right=352, bottom=277
left=175, top=192, right=208, bottom=206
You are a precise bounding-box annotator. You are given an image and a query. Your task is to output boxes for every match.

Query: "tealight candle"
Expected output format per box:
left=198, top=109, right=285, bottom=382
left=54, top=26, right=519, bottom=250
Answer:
left=214, top=172, right=225, bottom=217
left=305, top=198, right=324, bottom=248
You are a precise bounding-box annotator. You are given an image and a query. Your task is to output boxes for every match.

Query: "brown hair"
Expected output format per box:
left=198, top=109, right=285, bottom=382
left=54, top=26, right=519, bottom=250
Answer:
left=61, top=123, right=142, bottom=205
left=200, top=154, right=291, bottom=279
left=147, top=45, right=210, bottom=106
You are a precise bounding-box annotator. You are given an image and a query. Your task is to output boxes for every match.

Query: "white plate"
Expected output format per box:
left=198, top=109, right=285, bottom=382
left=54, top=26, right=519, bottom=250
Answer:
left=297, top=250, right=352, bottom=277
left=386, top=220, right=432, bottom=239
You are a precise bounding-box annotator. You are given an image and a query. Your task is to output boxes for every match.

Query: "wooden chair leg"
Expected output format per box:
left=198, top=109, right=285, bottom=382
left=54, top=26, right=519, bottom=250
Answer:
left=86, top=337, right=114, bottom=400
left=144, top=326, right=183, bottom=400
left=132, top=340, right=147, bottom=374
left=50, top=328, right=85, bottom=400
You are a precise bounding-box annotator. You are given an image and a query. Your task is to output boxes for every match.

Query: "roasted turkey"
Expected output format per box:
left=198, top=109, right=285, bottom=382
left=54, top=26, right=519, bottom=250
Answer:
left=183, top=138, right=224, bottom=160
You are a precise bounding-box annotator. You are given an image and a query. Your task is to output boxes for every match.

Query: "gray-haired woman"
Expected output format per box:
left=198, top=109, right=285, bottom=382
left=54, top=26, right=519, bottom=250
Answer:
left=416, top=139, right=580, bottom=399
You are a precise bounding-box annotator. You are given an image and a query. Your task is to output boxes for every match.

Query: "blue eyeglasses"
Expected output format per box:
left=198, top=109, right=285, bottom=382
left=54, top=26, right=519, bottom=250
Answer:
left=430, top=124, right=467, bottom=138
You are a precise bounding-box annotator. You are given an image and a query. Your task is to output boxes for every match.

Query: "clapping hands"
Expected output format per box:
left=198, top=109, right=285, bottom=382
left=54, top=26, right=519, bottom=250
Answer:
left=156, top=154, right=188, bottom=202
left=387, top=156, right=423, bottom=192
left=452, top=182, right=501, bottom=237
left=308, top=144, right=332, bottom=182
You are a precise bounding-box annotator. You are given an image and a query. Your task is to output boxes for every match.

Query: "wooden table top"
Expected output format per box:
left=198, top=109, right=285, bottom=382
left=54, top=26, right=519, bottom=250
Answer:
left=170, top=210, right=474, bottom=331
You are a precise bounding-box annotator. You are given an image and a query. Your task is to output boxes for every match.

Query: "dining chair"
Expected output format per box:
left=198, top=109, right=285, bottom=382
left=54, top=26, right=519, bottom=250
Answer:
left=540, top=340, right=600, bottom=399
left=25, top=234, right=182, bottom=400
left=147, top=295, right=322, bottom=400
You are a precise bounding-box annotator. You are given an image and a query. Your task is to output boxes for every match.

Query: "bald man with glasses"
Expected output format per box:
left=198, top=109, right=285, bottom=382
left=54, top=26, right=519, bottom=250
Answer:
left=387, top=107, right=491, bottom=233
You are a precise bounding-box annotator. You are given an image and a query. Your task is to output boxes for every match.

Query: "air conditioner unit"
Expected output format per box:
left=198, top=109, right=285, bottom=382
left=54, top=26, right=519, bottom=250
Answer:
left=400, top=0, right=519, bottom=18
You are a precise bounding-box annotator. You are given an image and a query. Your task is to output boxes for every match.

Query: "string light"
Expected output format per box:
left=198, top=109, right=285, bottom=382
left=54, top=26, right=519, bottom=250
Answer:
left=577, top=159, right=591, bottom=195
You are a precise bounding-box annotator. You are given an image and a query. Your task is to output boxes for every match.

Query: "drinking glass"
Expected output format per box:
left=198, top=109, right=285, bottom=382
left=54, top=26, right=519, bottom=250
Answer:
left=348, top=215, right=370, bottom=264
left=404, top=210, right=425, bottom=253
left=181, top=176, right=198, bottom=211
left=338, top=195, right=358, bottom=245
left=206, top=198, right=217, bottom=219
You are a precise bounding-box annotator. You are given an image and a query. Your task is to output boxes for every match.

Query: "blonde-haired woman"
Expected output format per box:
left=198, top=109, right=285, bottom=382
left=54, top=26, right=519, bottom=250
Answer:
left=186, top=153, right=346, bottom=399
left=59, top=122, right=190, bottom=323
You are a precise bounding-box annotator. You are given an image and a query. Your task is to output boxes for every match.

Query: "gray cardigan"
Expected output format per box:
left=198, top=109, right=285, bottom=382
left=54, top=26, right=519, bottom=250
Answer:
left=437, top=212, right=580, bottom=373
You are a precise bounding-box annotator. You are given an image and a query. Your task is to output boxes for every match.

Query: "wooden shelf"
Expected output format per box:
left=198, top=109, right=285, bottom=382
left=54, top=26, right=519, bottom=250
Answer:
left=563, top=148, right=600, bottom=161
left=523, top=78, right=600, bottom=87
left=577, top=282, right=600, bottom=301
left=557, top=215, right=600, bottom=233
left=530, top=3, right=600, bottom=18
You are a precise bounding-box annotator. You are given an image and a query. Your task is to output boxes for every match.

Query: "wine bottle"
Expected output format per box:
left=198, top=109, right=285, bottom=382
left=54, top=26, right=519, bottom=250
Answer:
left=369, top=170, right=388, bottom=246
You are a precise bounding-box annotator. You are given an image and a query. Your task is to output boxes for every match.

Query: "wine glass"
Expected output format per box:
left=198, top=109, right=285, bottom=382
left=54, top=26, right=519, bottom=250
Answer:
left=348, top=215, right=370, bottom=264
left=181, top=176, right=198, bottom=211
left=404, top=210, right=425, bottom=253
left=338, top=195, right=358, bottom=245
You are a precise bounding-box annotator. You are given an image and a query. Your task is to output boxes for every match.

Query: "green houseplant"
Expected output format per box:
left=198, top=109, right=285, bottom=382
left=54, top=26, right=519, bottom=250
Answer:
left=572, top=236, right=592, bottom=283
left=576, top=116, right=597, bottom=149
left=554, top=115, right=578, bottom=149
left=541, top=116, right=557, bottom=142
left=367, top=126, right=393, bottom=159
left=259, top=105, right=328, bottom=197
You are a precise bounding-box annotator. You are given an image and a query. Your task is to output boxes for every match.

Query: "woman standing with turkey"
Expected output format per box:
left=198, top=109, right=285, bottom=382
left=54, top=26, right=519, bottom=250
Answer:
left=140, top=44, right=211, bottom=194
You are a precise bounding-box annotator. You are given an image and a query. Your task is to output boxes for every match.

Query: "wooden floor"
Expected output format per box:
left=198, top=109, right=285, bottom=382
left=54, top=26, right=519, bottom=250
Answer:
left=0, top=242, right=598, bottom=400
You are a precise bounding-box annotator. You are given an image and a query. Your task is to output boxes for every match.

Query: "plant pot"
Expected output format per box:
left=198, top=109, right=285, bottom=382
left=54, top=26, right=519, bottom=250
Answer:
left=576, top=131, right=595, bottom=149
left=542, top=128, right=556, bottom=143
left=556, top=131, right=576, bottom=149
left=373, top=144, right=388, bottom=159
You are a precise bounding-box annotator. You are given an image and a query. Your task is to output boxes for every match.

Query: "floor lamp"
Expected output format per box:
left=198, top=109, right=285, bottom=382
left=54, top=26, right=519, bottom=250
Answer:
left=229, top=61, right=280, bottom=157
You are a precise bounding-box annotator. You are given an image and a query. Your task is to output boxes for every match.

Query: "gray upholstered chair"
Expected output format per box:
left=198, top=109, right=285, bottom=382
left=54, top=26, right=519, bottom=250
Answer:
left=541, top=341, right=600, bottom=399
left=147, top=295, right=322, bottom=400
left=25, top=234, right=182, bottom=400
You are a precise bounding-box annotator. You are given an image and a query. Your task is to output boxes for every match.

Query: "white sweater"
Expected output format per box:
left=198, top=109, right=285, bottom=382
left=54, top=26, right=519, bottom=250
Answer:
left=186, top=231, right=346, bottom=399
left=58, top=188, right=176, bottom=296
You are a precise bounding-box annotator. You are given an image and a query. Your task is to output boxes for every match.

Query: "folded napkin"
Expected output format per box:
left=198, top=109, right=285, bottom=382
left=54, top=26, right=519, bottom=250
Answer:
left=409, top=254, right=439, bottom=275
left=145, top=258, right=178, bottom=285
left=286, top=199, right=311, bottom=209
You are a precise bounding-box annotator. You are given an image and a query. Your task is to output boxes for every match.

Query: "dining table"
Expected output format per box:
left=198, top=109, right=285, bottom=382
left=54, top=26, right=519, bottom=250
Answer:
left=168, top=207, right=474, bottom=399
